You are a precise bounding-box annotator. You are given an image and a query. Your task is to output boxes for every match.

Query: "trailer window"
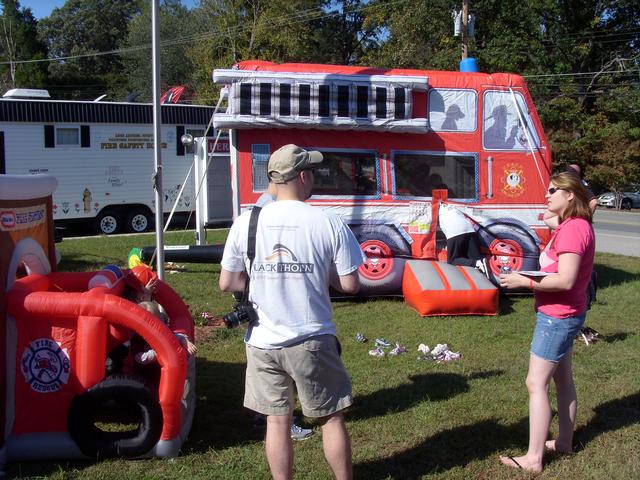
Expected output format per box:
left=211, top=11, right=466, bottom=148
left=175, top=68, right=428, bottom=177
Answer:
left=56, top=127, right=79, bottom=146
left=312, top=150, right=378, bottom=197
left=393, top=152, right=477, bottom=200
left=429, top=89, right=477, bottom=132
left=483, top=90, right=540, bottom=150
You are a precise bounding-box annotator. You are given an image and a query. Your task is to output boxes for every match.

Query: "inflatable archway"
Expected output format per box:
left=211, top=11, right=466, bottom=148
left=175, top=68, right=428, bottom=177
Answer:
left=1, top=175, right=195, bottom=472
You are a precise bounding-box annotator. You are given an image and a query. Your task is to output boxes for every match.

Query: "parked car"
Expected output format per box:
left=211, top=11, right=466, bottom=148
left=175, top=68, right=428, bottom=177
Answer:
left=598, top=187, right=640, bottom=210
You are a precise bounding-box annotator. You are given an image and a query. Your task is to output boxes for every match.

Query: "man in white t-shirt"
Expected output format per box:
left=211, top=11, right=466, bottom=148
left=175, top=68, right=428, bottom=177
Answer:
left=220, top=144, right=364, bottom=480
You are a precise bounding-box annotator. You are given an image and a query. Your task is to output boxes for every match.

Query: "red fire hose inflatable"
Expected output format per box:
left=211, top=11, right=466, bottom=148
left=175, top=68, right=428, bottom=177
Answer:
left=4, top=267, right=195, bottom=460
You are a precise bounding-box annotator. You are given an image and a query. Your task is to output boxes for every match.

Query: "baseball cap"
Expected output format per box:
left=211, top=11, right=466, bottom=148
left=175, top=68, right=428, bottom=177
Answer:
left=268, top=144, right=323, bottom=184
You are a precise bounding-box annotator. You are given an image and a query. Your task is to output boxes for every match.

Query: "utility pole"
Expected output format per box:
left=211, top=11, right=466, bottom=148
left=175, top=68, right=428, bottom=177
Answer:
left=461, top=0, right=469, bottom=60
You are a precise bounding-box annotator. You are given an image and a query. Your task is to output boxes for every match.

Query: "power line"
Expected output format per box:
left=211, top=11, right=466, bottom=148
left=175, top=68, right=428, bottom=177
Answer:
left=0, top=0, right=409, bottom=66
left=524, top=69, right=638, bottom=78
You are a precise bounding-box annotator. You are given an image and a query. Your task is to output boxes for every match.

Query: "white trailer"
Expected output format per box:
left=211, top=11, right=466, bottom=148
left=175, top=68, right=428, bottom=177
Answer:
left=0, top=97, right=232, bottom=234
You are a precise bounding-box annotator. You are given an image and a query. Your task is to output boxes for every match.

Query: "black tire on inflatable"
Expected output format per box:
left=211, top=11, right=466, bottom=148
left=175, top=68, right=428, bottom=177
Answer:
left=350, top=225, right=410, bottom=295
left=68, top=375, right=163, bottom=458
left=476, top=218, right=540, bottom=286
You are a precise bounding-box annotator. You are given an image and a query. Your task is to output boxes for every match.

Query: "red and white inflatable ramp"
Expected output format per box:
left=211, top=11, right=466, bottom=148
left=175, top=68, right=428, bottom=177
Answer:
left=402, top=260, right=498, bottom=316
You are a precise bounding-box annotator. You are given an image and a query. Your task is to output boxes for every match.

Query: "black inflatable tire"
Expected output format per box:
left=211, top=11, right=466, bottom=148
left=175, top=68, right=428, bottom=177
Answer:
left=68, top=375, right=163, bottom=458
left=350, top=225, right=410, bottom=295
left=476, top=218, right=540, bottom=285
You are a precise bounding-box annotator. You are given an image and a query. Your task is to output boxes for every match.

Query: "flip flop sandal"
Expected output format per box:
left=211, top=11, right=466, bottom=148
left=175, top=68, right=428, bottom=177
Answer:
left=505, top=456, right=522, bottom=469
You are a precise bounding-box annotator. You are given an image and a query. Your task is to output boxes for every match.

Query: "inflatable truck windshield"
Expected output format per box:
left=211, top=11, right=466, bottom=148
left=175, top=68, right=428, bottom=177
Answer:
left=211, top=60, right=552, bottom=295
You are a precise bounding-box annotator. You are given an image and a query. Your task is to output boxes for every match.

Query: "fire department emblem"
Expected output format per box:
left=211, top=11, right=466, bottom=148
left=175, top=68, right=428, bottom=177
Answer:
left=501, top=163, right=525, bottom=198
left=21, top=338, right=71, bottom=393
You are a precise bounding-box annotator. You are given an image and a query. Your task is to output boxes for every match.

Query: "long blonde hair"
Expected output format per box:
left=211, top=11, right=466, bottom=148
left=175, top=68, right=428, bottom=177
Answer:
left=551, top=172, right=593, bottom=224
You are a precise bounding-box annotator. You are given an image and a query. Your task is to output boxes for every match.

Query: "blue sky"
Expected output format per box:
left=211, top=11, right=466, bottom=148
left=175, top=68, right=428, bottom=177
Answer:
left=20, top=0, right=199, bottom=20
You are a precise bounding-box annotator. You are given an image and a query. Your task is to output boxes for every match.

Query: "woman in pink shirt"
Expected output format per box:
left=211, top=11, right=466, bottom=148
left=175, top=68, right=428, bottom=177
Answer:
left=498, top=172, right=595, bottom=472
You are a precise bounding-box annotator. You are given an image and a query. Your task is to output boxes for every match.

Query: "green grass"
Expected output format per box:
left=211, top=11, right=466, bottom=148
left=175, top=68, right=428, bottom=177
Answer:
left=6, top=231, right=640, bottom=479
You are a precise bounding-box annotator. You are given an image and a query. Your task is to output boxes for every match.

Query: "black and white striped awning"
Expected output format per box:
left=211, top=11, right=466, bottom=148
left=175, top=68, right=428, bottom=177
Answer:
left=213, top=69, right=429, bottom=133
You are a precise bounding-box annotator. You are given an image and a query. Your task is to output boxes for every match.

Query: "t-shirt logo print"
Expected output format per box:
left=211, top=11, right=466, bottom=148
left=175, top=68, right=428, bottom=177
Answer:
left=254, top=244, right=314, bottom=274
left=265, top=243, right=298, bottom=261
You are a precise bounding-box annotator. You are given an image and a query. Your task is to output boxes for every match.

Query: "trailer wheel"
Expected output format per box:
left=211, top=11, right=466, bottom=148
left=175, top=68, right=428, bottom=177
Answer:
left=67, top=375, right=162, bottom=458
left=477, top=219, right=540, bottom=286
left=95, top=210, right=121, bottom=235
left=126, top=209, right=153, bottom=233
left=350, top=225, right=410, bottom=295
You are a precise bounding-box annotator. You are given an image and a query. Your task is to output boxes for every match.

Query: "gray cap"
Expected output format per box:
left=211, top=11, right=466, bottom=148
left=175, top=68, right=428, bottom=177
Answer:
left=267, top=144, right=323, bottom=184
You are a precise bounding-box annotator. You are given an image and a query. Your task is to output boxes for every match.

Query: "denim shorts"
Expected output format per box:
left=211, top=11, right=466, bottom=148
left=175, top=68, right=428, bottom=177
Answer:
left=530, top=311, right=586, bottom=362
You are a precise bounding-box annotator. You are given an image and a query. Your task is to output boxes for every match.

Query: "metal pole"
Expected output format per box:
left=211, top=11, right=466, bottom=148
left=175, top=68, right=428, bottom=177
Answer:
left=461, top=0, right=469, bottom=60
left=151, top=0, right=165, bottom=280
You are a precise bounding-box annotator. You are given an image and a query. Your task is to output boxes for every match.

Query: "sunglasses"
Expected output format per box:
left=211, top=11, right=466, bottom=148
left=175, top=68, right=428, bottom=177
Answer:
left=547, top=187, right=564, bottom=195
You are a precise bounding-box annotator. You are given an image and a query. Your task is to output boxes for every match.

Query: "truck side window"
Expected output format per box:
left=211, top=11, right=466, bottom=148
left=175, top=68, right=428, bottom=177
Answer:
left=429, top=89, right=477, bottom=132
left=251, top=144, right=270, bottom=192
left=393, top=152, right=477, bottom=201
left=483, top=90, right=540, bottom=151
left=312, top=150, right=378, bottom=197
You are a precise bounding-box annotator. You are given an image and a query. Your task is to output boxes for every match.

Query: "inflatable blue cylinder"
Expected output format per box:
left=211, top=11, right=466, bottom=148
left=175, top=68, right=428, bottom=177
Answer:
left=460, top=57, right=479, bottom=72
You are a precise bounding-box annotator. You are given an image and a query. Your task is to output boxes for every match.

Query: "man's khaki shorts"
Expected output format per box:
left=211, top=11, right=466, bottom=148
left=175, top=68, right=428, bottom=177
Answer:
left=244, top=334, right=353, bottom=417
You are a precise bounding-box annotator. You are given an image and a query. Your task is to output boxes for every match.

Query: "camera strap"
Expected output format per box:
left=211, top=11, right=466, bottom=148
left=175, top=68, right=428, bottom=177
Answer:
left=243, top=206, right=262, bottom=300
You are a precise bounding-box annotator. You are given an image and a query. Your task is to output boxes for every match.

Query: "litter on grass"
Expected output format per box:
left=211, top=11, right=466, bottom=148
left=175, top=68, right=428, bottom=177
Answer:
left=165, top=262, right=187, bottom=272
left=389, top=343, right=407, bottom=355
left=368, top=347, right=385, bottom=357
left=577, top=327, right=600, bottom=346
left=417, top=343, right=461, bottom=362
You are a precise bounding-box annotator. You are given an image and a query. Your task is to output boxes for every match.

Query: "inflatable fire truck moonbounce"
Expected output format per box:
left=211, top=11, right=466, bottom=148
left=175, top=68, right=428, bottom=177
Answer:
left=1, top=174, right=195, bottom=471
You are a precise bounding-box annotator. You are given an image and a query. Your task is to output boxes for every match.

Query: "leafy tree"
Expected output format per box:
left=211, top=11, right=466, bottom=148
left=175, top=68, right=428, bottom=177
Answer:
left=121, top=0, right=194, bottom=102
left=0, top=0, right=47, bottom=91
left=362, top=0, right=458, bottom=69
left=37, top=0, right=142, bottom=99
left=309, top=0, right=382, bottom=65
left=187, top=0, right=327, bottom=104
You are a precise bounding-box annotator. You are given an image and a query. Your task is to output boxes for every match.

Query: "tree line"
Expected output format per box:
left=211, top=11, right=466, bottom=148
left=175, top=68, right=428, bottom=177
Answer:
left=1, top=0, right=638, bottom=192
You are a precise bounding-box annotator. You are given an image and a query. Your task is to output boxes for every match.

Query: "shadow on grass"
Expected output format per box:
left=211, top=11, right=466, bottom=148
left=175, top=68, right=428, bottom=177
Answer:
left=498, top=293, right=516, bottom=315
left=182, top=358, right=261, bottom=454
left=574, top=391, right=640, bottom=451
left=602, top=331, right=634, bottom=343
left=348, top=370, right=504, bottom=422
left=353, top=391, right=640, bottom=479
left=354, top=417, right=529, bottom=479
left=594, top=263, right=640, bottom=291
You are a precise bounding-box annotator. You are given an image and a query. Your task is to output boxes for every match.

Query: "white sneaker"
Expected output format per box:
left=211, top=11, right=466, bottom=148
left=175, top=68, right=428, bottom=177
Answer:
left=290, top=423, right=314, bottom=441
left=476, top=258, right=490, bottom=278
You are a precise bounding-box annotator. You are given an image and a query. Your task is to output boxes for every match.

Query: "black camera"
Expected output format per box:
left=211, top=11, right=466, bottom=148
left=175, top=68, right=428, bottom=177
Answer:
left=223, top=301, right=258, bottom=328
